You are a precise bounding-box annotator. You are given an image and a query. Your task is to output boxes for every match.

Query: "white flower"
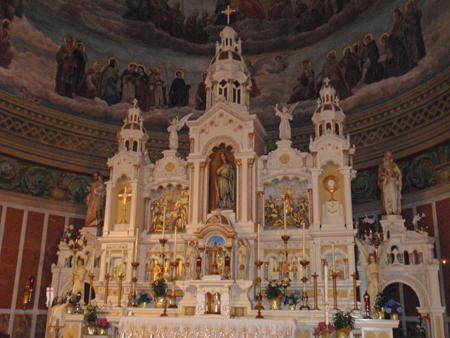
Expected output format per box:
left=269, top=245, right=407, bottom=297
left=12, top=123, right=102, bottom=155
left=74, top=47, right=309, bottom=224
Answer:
left=363, top=215, right=375, bottom=224
left=412, top=213, right=426, bottom=225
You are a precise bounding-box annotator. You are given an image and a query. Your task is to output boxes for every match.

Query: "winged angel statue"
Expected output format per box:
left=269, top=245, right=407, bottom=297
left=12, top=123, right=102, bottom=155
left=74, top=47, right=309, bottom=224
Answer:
left=355, top=238, right=390, bottom=305
left=275, top=102, right=299, bottom=141
left=167, top=113, right=193, bottom=150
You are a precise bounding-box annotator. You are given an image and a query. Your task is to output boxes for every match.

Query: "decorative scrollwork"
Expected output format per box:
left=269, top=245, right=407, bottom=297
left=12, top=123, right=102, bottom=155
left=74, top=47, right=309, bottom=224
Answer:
left=351, top=172, right=377, bottom=204
left=0, top=158, right=26, bottom=190
left=404, top=153, right=439, bottom=191
left=22, top=167, right=58, bottom=197
left=63, top=175, right=92, bottom=204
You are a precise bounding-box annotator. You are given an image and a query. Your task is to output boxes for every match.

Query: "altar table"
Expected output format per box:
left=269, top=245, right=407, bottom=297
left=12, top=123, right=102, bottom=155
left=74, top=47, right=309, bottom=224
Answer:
left=119, top=316, right=297, bottom=338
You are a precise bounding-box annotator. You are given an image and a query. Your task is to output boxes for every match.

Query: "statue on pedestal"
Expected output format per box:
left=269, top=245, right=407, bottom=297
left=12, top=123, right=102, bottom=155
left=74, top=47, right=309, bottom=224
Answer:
left=378, top=151, right=402, bottom=215
left=85, top=171, right=106, bottom=227
left=236, top=239, right=250, bottom=279
left=186, top=241, right=198, bottom=279
left=275, top=102, right=299, bottom=140
left=70, top=259, right=87, bottom=302
left=167, top=113, right=193, bottom=150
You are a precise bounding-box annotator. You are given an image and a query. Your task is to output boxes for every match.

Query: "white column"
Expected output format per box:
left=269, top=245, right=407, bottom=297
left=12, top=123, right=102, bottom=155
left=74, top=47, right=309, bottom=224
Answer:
left=310, top=169, right=321, bottom=230
left=340, top=167, right=353, bottom=228
left=103, top=180, right=114, bottom=233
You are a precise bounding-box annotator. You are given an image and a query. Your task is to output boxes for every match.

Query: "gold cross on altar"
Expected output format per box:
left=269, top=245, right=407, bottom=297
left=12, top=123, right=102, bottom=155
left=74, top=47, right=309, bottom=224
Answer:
left=118, top=187, right=132, bottom=224
left=221, top=6, right=235, bottom=25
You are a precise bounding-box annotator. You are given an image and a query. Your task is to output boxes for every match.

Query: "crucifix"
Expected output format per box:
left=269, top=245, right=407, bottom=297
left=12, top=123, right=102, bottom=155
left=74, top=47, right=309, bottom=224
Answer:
left=118, top=187, right=132, bottom=224
left=221, top=5, right=236, bottom=25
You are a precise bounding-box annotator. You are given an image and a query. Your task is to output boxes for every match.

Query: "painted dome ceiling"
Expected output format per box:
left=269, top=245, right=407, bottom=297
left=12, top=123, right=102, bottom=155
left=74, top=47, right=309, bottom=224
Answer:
left=0, top=0, right=449, bottom=132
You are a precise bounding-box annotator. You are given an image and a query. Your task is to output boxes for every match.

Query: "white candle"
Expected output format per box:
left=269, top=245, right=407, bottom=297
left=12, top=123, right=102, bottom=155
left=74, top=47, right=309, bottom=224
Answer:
left=332, top=243, right=335, bottom=271
left=312, top=243, right=316, bottom=274
left=107, top=247, right=111, bottom=274
left=257, top=223, right=261, bottom=262
left=173, top=225, right=177, bottom=261
left=134, top=226, right=139, bottom=262
left=283, top=200, right=287, bottom=235
left=121, top=247, right=125, bottom=276
left=302, top=222, right=306, bottom=259
left=324, top=263, right=329, bottom=325
left=91, top=247, right=96, bottom=274
left=162, top=206, right=166, bottom=239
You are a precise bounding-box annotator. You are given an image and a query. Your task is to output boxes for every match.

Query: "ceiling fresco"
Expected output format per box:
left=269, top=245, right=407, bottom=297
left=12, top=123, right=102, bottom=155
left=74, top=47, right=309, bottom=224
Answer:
left=0, top=0, right=448, bottom=132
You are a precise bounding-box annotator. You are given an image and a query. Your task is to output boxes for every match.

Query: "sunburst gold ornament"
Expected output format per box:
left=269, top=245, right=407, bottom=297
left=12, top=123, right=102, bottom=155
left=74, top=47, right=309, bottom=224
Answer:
left=322, top=175, right=340, bottom=201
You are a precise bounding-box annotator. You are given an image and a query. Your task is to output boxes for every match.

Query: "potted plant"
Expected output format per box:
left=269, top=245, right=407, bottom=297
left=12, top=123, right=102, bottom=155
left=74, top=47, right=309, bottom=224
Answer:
left=313, top=321, right=335, bottom=338
left=282, top=291, right=301, bottom=310
left=332, top=310, right=355, bottom=338
left=136, top=290, right=153, bottom=308
left=384, top=299, right=403, bottom=320
left=95, top=317, right=110, bottom=335
left=151, top=279, right=167, bottom=308
left=84, top=305, right=99, bottom=335
left=373, top=291, right=387, bottom=319
left=264, top=280, right=283, bottom=310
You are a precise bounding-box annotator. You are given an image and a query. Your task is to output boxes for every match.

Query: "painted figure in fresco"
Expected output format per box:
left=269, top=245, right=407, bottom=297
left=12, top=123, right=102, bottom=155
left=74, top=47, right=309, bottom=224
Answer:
left=195, top=72, right=207, bottom=110
left=339, top=46, right=361, bottom=89
left=77, top=61, right=104, bottom=99
left=100, top=57, right=121, bottom=106
left=356, top=239, right=389, bottom=307
left=186, top=241, right=198, bottom=279
left=186, top=11, right=199, bottom=43
left=268, top=0, right=291, bottom=21
left=245, top=60, right=261, bottom=98
left=378, top=151, right=402, bottom=215
left=171, top=2, right=187, bottom=38
left=48, top=296, right=70, bottom=337
left=167, top=113, right=193, bottom=150
left=239, top=0, right=265, bottom=23
left=404, top=0, right=426, bottom=64
left=288, top=59, right=315, bottom=103
left=55, top=34, right=76, bottom=97
left=236, top=239, right=250, bottom=279
left=172, top=190, right=189, bottom=231
left=0, top=19, right=13, bottom=69
left=70, top=259, right=87, bottom=303
left=72, top=41, right=87, bottom=94
left=135, top=65, right=150, bottom=111
left=275, top=102, right=298, bottom=141
left=169, top=71, right=191, bottom=108
left=120, top=62, right=139, bottom=103
left=267, top=55, right=289, bottom=74
left=148, top=66, right=167, bottom=108
left=85, top=171, right=106, bottom=227
left=361, top=34, right=384, bottom=85
left=318, top=51, right=352, bottom=100
left=215, top=151, right=235, bottom=209
left=197, top=12, right=210, bottom=44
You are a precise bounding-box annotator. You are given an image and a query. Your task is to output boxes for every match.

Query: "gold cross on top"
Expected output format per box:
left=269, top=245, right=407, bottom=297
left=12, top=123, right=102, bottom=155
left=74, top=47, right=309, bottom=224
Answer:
left=221, top=6, right=236, bottom=25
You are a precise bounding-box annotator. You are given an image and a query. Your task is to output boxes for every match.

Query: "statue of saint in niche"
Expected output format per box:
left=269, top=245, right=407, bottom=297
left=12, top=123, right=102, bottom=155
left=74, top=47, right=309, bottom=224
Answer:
left=209, top=145, right=236, bottom=211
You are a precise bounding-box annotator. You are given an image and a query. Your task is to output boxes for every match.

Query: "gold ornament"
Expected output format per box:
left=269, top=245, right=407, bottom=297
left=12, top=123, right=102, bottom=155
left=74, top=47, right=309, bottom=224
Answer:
left=322, top=175, right=340, bottom=201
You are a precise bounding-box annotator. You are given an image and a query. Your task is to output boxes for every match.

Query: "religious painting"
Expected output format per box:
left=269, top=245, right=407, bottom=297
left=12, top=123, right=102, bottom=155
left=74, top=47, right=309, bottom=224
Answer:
left=148, top=184, right=188, bottom=233
left=263, top=177, right=309, bottom=230
left=208, top=144, right=236, bottom=212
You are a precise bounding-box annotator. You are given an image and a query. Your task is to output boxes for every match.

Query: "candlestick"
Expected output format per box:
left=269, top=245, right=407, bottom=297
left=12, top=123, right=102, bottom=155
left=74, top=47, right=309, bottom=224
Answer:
left=134, top=226, right=139, bottom=262
left=351, top=272, right=359, bottom=311
left=257, top=223, right=261, bottom=262
left=312, top=243, right=316, bottom=274
left=121, top=248, right=125, bottom=277
left=116, top=273, right=124, bottom=307
left=283, top=200, right=287, bottom=235
left=312, top=272, right=320, bottom=310
left=332, top=243, right=335, bottom=272
left=302, top=222, right=306, bottom=259
left=107, top=247, right=111, bottom=274
left=88, top=273, right=94, bottom=305
left=173, top=225, right=177, bottom=262
left=162, top=205, right=166, bottom=239
left=91, top=248, right=96, bottom=274
left=103, top=272, right=110, bottom=307
left=324, top=262, right=329, bottom=326
left=332, top=272, right=338, bottom=310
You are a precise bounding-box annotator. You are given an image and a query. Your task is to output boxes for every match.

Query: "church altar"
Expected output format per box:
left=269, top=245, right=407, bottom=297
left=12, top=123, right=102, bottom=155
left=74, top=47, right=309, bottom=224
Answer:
left=118, top=317, right=297, bottom=338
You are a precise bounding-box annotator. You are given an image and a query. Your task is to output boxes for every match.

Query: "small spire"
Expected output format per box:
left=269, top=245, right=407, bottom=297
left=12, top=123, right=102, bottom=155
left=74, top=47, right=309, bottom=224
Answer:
left=221, top=5, right=236, bottom=26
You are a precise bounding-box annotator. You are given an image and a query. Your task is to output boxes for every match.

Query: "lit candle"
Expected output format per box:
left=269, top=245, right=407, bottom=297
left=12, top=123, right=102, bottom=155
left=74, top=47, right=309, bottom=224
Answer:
left=283, top=200, right=287, bottom=235
left=257, top=223, right=261, bottom=262
left=332, top=242, right=335, bottom=271
left=91, top=247, right=96, bottom=274
left=134, top=226, right=139, bottom=262
left=162, top=205, right=166, bottom=239
left=312, top=243, right=316, bottom=274
left=302, top=222, right=306, bottom=260
left=173, top=225, right=177, bottom=262
left=121, top=247, right=125, bottom=276
left=324, top=263, right=329, bottom=325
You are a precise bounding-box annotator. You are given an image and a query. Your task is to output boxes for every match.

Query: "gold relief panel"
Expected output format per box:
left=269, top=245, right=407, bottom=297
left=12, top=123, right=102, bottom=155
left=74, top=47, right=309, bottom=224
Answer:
left=230, top=307, right=247, bottom=318
left=165, top=162, right=174, bottom=172
left=279, top=154, right=290, bottom=164
left=183, top=306, right=196, bottom=316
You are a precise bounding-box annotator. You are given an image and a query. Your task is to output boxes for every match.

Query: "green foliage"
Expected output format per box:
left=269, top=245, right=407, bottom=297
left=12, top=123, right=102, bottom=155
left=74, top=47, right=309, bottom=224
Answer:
left=332, top=310, right=355, bottom=331
left=265, top=280, right=282, bottom=299
left=151, top=279, right=167, bottom=297
left=84, top=305, right=98, bottom=324
left=374, top=291, right=388, bottom=310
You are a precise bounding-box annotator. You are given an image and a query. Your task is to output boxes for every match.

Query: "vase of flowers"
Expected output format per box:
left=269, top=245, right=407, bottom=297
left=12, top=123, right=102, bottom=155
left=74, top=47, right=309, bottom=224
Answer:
left=95, top=318, right=110, bottom=335
left=136, top=290, right=153, bottom=308
left=314, top=321, right=335, bottom=338
left=151, top=280, right=167, bottom=308
left=384, top=299, right=403, bottom=320
left=84, top=305, right=99, bottom=335
left=333, top=310, right=355, bottom=338
left=265, top=280, right=283, bottom=310
left=282, top=291, right=301, bottom=310
left=373, top=291, right=387, bottom=319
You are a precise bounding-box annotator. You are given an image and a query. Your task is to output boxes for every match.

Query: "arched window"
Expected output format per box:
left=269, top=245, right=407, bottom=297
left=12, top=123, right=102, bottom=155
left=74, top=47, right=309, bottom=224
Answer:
left=335, top=123, right=340, bottom=135
left=232, top=80, right=241, bottom=104
left=125, top=140, right=130, bottom=151
left=133, top=141, right=138, bottom=152
left=218, top=79, right=228, bottom=100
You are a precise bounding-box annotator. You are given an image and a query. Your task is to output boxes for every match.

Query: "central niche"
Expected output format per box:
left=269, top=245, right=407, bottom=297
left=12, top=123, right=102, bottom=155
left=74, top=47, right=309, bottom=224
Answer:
left=208, top=144, right=236, bottom=213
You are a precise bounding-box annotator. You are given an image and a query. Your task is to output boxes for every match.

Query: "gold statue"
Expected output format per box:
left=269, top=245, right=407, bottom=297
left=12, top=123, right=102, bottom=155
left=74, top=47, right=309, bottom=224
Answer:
left=171, top=190, right=189, bottom=231
left=118, top=186, right=132, bottom=223
left=265, top=196, right=283, bottom=227
left=150, top=197, right=165, bottom=232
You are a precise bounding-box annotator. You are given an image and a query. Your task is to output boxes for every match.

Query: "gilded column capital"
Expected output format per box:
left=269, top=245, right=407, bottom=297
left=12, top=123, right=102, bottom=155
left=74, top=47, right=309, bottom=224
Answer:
left=189, top=162, right=195, bottom=169
left=200, top=162, right=207, bottom=169
left=247, top=158, right=254, bottom=168
left=235, top=159, right=242, bottom=167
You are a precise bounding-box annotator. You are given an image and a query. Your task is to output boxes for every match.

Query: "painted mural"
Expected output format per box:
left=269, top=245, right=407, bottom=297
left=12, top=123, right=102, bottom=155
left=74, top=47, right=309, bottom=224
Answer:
left=0, top=0, right=448, bottom=131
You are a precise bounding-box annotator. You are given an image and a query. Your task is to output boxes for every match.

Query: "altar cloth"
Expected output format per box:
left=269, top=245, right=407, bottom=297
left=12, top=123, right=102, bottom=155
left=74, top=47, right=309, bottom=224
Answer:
left=119, top=316, right=297, bottom=338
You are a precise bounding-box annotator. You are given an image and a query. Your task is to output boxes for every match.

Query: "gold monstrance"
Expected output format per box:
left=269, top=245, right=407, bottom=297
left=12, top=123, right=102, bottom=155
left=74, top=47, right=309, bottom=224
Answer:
left=118, top=187, right=132, bottom=223
left=322, top=175, right=340, bottom=201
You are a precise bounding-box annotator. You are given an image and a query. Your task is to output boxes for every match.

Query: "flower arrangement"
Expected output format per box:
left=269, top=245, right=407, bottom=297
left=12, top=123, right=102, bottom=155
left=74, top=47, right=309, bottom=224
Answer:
left=135, top=290, right=153, bottom=305
left=150, top=279, right=167, bottom=297
left=384, top=299, right=403, bottom=316
left=265, top=280, right=282, bottom=299
left=374, top=291, right=388, bottom=310
left=282, top=291, right=301, bottom=306
left=332, top=310, right=355, bottom=331
left=95, top=317, right=110, bottom=329
left=84, top=305, right=99, bottom=324
left=61, top=224, right=87, bottom=253
left=314, top=321, right=335, bottom=336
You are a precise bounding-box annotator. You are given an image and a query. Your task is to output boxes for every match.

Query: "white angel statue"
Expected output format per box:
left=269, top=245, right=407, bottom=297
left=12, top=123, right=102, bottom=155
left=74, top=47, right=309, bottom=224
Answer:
left=275, top=102, right=299, bottom=140
left=167, top=113, right=193, bottom=150
left=355, top=238, right=390, bottom=306
left=61, top=250, right=95, bottom=304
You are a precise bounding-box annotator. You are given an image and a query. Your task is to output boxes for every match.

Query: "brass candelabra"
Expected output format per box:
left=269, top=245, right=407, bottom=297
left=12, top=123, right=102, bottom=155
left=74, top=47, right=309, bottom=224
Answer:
left=103, top=272, right=110, bottom=307
left=311, top=272, right=320, bottom=310
left=168, top=262, right=178, bottom=309
left=351, top=272, right=359, bottom=311
left=300, top=259, right=310, bottom=310
left=128, top=262, right=140, bottom=307
left=332, top=272, right=338, bottom=310
left=280, top=235, right=291, bottom=293
left=116, top=273, right=124, bottom=308
left=159, top=237, right=169, bottom=316
left=254, top=260, right=264, bottom=319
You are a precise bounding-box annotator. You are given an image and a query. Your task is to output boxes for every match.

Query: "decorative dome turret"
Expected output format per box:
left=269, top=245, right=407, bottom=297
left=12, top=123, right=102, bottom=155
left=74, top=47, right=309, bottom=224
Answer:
left=204, top=8, right=252, bottom=114
left=117, top=99, right=149, bottom=153
left=311, top=78, right=346, bottom=138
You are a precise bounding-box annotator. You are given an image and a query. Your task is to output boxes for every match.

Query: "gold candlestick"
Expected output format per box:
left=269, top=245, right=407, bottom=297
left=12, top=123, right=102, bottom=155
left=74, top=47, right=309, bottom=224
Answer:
left=254, top=260, right=264, bottom=318
left=351, top=272, right=359, bottom=311
left=168, top=262, right=178, bottom=308
left=103, top=273, right=110, bottom=307
left=128, top=262, right=140, bottom=307
left=332, top=272, right=338, bottom=310
left=116, top=273, right=124, bottom=308
left=300, top=259, right=310, bottom=310
left=311, top=273, right=320, bottom=310
left=280, top=235, right=291, bottom=292
left=88, top=273, right=95, bottom=306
